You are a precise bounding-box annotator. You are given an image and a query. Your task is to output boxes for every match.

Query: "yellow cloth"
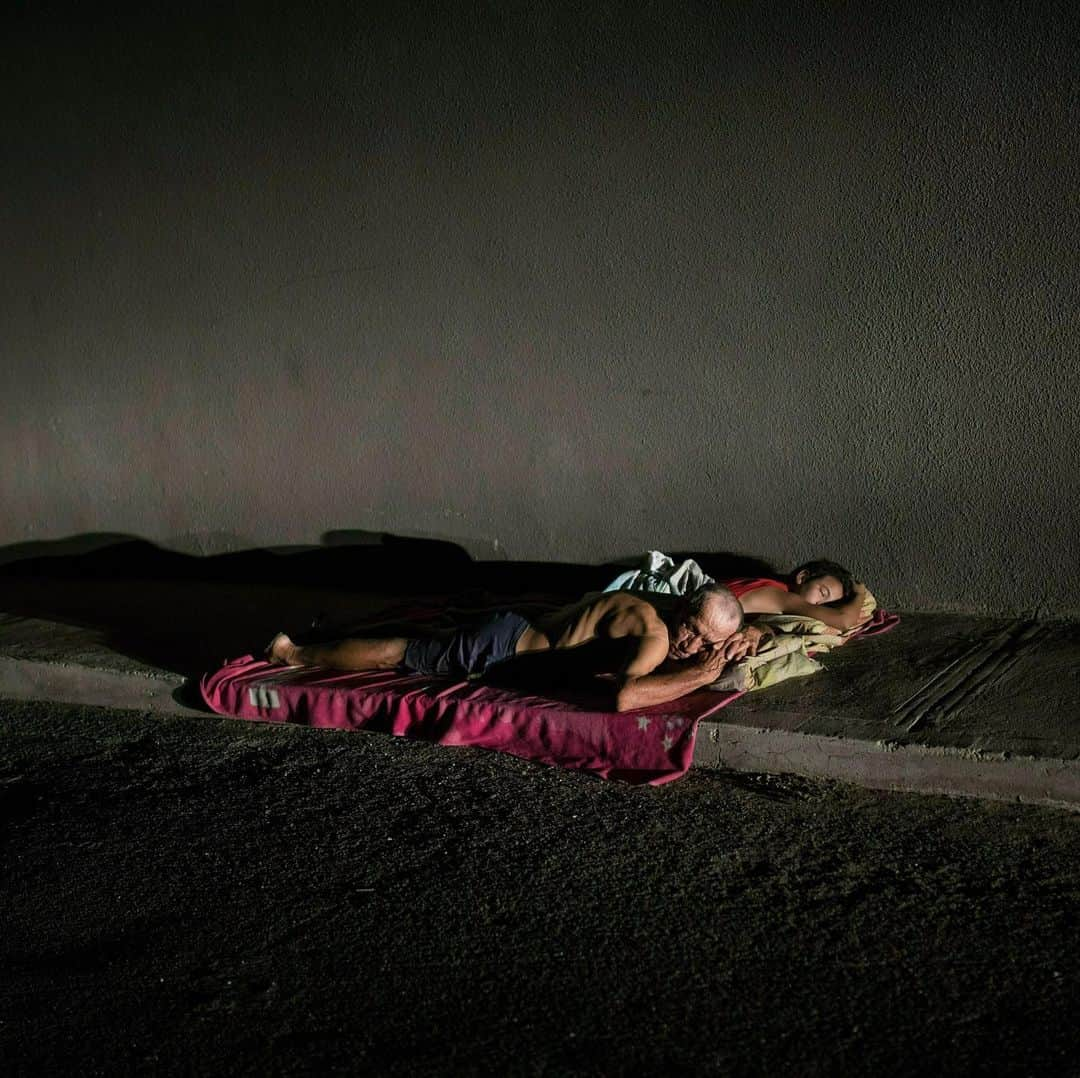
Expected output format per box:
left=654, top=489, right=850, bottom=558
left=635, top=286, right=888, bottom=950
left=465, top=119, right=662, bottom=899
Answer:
left=712, top=588, right=883, bottom=693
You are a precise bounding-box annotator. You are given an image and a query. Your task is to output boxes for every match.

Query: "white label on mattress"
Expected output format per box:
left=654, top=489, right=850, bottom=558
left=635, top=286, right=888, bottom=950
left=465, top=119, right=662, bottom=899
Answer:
left=248, top=685, right=282, bottom=710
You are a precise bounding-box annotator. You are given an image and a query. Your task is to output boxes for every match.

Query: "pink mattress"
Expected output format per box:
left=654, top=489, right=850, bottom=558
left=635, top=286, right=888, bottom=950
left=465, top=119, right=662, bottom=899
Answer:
left=201, top=656, right=743, bottom=785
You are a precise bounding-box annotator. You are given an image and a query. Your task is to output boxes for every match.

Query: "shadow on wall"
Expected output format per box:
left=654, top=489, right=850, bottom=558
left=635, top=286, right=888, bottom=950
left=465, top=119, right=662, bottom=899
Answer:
left=0, top=532, right=779, bottom=681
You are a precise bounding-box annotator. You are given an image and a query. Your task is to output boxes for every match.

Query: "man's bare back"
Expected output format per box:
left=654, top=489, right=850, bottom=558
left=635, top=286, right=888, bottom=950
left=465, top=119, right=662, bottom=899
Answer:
left=520, top=591, right=669, bottom=659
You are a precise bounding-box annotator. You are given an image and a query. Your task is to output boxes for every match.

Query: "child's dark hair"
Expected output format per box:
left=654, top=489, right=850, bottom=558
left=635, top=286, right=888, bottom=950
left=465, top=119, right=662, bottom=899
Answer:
left=791, top=560, right=856, bottom=606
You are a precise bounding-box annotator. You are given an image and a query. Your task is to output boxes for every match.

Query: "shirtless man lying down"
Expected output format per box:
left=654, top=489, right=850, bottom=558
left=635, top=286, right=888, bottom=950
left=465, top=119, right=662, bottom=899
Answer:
left=266, top=584, right=744, bottom=712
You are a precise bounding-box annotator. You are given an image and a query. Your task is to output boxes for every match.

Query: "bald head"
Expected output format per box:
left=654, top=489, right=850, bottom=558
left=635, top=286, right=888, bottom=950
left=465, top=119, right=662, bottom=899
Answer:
left=686, top=583, right=742, bottom=625
left=667, top=583, right=743, bottom=661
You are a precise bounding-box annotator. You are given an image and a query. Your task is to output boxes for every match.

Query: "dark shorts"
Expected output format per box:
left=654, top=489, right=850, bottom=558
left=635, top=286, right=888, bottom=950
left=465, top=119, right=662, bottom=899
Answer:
left=402, top=611, right=532, bottom=678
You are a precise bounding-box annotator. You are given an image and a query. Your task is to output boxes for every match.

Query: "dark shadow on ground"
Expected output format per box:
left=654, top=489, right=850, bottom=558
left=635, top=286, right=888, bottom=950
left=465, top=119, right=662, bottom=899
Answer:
left=0, top=533, right=781, bottom=680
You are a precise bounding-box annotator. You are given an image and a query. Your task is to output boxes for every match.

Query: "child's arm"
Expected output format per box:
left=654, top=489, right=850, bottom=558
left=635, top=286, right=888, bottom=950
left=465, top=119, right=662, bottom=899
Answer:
left=776, top=583, right=868, bottom=631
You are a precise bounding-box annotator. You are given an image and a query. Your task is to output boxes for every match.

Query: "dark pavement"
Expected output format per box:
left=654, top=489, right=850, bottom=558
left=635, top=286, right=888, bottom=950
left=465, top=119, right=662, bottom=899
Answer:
left=3, top=698, right=1080, bottom=1076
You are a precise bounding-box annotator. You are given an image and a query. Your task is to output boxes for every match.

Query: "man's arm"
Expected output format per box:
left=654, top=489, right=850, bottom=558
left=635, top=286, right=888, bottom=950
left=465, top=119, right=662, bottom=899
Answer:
left=613, top=634, right=730, bottom=712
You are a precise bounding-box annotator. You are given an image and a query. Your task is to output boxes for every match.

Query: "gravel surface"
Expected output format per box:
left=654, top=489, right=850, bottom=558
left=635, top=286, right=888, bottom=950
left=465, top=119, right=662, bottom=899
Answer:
left=3, top=699, right=1079, bottom=1076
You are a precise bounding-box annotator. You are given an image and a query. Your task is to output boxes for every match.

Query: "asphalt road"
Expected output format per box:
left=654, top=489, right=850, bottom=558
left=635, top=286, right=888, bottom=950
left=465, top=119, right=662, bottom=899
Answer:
left=3, top=699, right=1079, bottom=1077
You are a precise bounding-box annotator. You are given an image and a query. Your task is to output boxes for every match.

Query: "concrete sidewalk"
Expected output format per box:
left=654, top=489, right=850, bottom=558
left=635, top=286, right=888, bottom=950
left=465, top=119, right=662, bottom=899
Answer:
left=694, top=614, right=1080, bottom=811
left=1, top=578, right=1077, bottom=810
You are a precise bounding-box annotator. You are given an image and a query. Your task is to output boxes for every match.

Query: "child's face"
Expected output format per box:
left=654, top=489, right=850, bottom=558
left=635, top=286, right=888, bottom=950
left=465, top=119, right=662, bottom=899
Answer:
left=796, top=573, right=845, bottom=606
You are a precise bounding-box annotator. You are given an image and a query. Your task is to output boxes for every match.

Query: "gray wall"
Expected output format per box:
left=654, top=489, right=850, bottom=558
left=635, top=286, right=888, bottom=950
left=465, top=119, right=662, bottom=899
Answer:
left=3, top=2, right=1078, bottom=614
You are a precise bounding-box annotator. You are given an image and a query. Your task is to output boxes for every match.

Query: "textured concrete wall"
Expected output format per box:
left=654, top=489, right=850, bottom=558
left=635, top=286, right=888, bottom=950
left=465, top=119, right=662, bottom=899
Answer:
left=3, top=2, right=1078, bottom=614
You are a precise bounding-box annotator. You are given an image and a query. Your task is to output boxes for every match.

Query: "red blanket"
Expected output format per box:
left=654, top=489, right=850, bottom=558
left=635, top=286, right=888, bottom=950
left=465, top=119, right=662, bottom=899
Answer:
left=200, top=657, right=742, bottom=785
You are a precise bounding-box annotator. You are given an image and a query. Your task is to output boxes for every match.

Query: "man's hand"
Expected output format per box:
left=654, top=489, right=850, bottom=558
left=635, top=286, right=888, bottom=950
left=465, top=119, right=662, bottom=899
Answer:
left=687, top=641, right=732, bottom=676
left=722, top=636, right=748, bottom=661
left=712, top=626, right=767, bottom=663
left=737, top=625, right=770, bottom=657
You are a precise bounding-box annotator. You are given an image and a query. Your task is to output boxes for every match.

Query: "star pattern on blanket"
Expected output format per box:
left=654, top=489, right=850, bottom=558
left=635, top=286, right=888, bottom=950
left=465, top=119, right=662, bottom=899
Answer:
left=634, top=713, right=690, bottom=747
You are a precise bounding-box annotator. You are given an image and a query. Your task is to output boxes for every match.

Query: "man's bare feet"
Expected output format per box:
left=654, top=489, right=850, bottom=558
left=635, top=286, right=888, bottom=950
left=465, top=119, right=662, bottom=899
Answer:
left=266, top=632, right=301, bottom=666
